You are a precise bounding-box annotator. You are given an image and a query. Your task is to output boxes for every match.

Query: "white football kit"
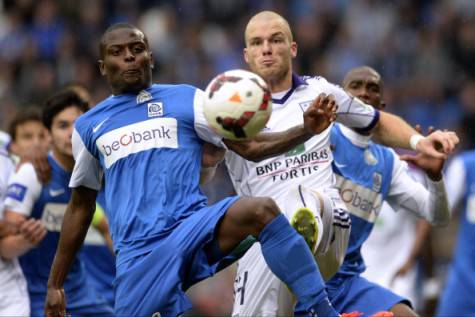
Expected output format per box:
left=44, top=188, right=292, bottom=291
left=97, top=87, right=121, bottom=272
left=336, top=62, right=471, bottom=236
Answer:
left=0, top=149, right=30, bottom=317
left=227, top=75, right=378, bottom=317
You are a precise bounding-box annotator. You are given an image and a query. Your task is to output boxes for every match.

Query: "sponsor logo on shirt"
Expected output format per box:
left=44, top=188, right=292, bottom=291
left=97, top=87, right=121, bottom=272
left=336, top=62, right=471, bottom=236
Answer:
left=335, top=175, right=382, bottom=223
left=96, top=118, right=178, bottom=168
left=255, top=147, right=330, bottom=182
left=6, top=183, right=27, bottom=202
left=41, top=203, right=68, bottom=232
left=147, top=102, right=163, bottom=117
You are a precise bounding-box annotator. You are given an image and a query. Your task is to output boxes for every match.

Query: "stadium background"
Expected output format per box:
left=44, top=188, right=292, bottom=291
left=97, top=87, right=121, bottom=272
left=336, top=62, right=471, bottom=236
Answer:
left=0, top=0, right=473, bottom=316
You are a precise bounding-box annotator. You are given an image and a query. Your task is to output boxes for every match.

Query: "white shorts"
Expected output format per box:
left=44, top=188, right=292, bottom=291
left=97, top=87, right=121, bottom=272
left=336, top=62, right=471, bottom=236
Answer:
left=232, top=186, right=350, bottom=317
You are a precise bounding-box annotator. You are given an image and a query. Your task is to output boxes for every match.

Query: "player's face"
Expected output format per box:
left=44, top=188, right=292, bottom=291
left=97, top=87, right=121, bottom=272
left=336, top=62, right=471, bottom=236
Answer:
left=244, top=18, right=297, bottom=84
left=50, top=106, right=83, bottom=158
left=99, top=28, right=153, bottom=95
left=11, top=121, right=49, bottom=159
left=344, top=70, right=383, bottom=109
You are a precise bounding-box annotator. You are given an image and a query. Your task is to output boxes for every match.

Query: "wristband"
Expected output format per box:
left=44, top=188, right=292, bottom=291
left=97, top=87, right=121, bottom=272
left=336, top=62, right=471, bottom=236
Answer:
left=410, top=134, right=425, bottom=151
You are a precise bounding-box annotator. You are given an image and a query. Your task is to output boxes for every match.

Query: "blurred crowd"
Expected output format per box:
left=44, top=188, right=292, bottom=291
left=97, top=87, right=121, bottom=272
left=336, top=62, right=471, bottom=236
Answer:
left=0, top=0, right=474, bottom=316
left=0, top=0, right=474, bottom=147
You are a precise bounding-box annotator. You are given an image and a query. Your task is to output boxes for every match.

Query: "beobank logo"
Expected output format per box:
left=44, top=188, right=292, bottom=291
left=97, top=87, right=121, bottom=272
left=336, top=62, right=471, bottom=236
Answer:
left=96, top=118, right=178, bottom=168
left=335, top=175, right=382, bottom=223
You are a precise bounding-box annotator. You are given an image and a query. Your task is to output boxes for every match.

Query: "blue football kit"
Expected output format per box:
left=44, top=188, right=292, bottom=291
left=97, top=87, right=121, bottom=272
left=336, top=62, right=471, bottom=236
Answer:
left=81, top=191, right=115, bottom=308
left=70, top=83, right=341, bottom=317
left=327, top=124, right=407, bottom=315
left=437, top=151, right=475, bottom=316
left=328, top=124, right=449, bottom=316
left=5, top=154, right=114, bottom=317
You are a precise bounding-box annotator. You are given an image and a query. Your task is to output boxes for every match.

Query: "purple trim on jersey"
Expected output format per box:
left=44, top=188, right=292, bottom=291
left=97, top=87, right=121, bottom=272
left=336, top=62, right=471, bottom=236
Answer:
left=353, top=109, right=380, bottom=134
left=271, top=74, right=307, bottom=105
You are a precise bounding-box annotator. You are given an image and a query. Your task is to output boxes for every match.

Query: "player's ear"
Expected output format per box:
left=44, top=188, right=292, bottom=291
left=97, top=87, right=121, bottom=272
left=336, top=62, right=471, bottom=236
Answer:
left=290, top=41, right=297, bottom=58
left=149, top=50, right=154, bottom=69
left=380, top=101, right=386, bottom=110
left=243, top=47, right=250, bottom=64
left=98, top=60, right=106, bottom=76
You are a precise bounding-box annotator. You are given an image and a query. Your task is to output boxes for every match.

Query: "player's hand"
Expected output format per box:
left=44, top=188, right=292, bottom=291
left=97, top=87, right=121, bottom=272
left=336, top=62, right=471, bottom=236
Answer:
left=45, top=287, right=66, bottom=317
left=19, top=218, right=47, bottom=245
left=415, top=130, right=459, bottom=159
left=201, top=142, right=226, bottom=168
left=21, top=145, right=51, bottom=184
left=400, top=151, right=445, bottom=181
left=304, top=93, right=337, bottom=135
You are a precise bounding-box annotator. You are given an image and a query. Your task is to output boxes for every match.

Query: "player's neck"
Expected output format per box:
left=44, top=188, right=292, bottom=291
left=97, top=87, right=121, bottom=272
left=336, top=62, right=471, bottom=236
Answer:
left=267, top=72, right=292, bottom=94
left=51, top=149, right=75, bottom=172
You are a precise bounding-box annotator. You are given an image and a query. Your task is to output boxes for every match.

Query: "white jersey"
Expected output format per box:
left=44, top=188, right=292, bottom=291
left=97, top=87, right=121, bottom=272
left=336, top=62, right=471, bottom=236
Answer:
left=225, top=75, right=378, bottom=198
left=0, top=149, right=30, bottom=316
left=229, top=74, right=375, bottom=317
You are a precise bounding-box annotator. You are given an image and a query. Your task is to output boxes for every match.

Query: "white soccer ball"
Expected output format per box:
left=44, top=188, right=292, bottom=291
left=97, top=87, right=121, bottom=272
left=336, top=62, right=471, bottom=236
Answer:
left=203, top=69, right=273, bottom=140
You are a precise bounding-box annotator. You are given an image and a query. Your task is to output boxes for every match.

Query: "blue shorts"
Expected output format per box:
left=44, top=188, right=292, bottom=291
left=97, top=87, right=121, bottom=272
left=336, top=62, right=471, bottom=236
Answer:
left=114, top=196, right=239, bottom=317
left=437, top=267, right=475, bottom=316
left=30, top=283, right=115, bottom=317
left=326, top=274, right=410, bottom=316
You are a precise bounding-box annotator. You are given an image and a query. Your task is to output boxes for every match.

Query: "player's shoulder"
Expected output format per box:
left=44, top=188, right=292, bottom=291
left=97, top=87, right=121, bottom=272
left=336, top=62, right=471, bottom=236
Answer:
left=10, top=162, right=40, bottom=186
left=74, top=96, right=115, bottom=135
left=301, top=75, right=332, bottom=89
left=151, top=83, right=199, bottom=95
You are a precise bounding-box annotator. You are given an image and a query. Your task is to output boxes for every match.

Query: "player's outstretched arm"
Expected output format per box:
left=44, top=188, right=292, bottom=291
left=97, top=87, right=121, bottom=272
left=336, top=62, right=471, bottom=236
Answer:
left=372, top=111, right=459, bottom=159
left=224, top=93, right=337, bottom=162
left=45, top=186, right=97, bottom=317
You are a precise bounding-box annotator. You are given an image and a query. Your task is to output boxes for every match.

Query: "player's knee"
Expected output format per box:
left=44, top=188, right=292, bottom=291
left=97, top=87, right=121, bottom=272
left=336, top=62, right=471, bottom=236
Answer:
left=254, top=197, right=280, bottom=230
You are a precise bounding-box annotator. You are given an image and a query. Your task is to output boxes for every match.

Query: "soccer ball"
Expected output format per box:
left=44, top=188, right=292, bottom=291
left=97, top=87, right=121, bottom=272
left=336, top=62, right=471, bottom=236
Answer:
left=203, top=69, right=272, bottom=140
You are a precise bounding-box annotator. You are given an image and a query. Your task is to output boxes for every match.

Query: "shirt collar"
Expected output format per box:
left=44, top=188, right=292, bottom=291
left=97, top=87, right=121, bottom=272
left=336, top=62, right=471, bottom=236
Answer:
left=271, top=73, right=308, bottom=105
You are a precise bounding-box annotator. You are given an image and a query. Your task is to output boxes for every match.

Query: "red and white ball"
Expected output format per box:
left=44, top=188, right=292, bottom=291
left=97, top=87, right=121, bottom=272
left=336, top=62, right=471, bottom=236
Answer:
left=203, top=69, right=272, bottom=140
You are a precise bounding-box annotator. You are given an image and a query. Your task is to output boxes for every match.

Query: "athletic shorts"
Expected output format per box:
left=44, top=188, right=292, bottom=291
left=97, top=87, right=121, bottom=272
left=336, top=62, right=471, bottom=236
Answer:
left=114, top=196, right=239, bottom=317
left=326, top=274, right=410, bottom=316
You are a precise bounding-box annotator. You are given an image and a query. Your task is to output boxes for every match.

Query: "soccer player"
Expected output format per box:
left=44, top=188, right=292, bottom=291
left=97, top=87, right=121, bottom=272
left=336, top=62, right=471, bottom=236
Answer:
left=436, top=151, right=475, bottom=316
left=0, top=107, right=51, bottom=316
left=7, top=107, right=50, bottom=162
left=228, top=11, right=456, bottom=317
left=323, top=66, right=450, bottom=317
left=2, top=90, right=115, bottom=316
left=0, top=140, right=30, bottom=316
left=44, top=23, right=349, bottom=317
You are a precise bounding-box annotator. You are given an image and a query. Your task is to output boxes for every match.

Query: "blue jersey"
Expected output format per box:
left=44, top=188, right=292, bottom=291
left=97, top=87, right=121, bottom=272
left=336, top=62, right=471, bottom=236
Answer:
left=438, top=151, right=475, bottom=315
left=330, top=124, right=394, bottom=276
left=81, top=191, right=115, bottom=307
left=5, top=155, right=95, bottom=305
left=69, top=84, right=223, bottom=267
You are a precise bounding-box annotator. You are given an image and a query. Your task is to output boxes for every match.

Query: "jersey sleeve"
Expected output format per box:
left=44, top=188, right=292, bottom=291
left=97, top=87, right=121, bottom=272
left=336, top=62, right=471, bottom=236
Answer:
left=4, top=163, right=41, bottom=216
left=193, top=88, right=226, bottom=148
left=385, top=150, right=450, bottom=225
left=69, top=128, right=103, bottom=190
left=444, top=157, right=466, bottom=211
left=325, top=82, right=379, bottom=132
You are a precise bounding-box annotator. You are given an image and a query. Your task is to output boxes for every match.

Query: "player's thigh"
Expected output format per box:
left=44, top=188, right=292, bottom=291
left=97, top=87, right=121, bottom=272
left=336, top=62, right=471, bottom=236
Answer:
left=390, top=302, right=418, bottom=317
left=216, top=196, right=280, bottom=254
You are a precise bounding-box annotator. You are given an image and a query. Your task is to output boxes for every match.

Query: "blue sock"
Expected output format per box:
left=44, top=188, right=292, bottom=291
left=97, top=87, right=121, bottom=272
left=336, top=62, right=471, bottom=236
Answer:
left=258, top=214, right=338, bottom=317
